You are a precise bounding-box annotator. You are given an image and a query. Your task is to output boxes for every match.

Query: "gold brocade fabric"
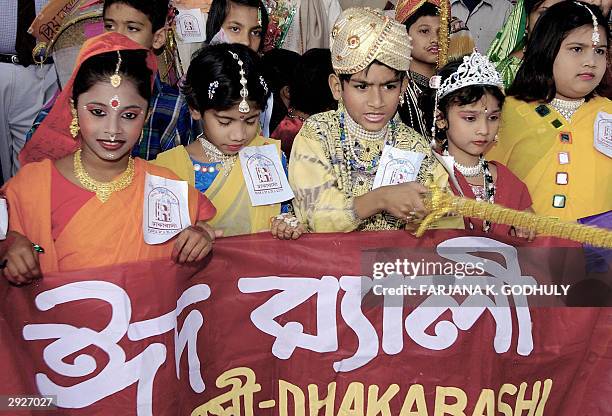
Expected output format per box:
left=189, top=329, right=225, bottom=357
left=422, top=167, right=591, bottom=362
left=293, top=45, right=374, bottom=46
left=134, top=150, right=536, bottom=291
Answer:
left=330, top=7, right=412, bottom=75
left=289, top=109, right=442, bottom=232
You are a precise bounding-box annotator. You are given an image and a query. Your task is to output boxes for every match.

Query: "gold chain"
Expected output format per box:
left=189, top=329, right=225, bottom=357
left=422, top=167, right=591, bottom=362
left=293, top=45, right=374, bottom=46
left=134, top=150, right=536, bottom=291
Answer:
left=73, top=149, right=135, bottom=203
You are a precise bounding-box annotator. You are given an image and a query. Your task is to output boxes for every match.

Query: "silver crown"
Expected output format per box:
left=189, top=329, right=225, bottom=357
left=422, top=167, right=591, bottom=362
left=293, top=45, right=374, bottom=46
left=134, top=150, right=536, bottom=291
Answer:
left=436, top=51, right=504, bottom=100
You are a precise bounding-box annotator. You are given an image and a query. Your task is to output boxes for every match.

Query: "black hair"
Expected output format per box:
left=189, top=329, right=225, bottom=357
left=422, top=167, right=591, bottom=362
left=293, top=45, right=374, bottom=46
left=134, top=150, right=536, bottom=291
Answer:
left=424, top=59, right=505, bottom=145
left=509, top=1, right=610, bottom=102
left=103, top=0, right=169, bottom=32
left=182, top=43, right=270, bottom=114
left=289, top=48, right=337, bottom=115
left=205, top=0, right=269, bottom=52
left=524, top=0, right=547, bottom=16
left=261, top=48, right=300, bottom=131
left=338, top=60, right=407, bottom=85
left=403, top=2, right=439, bottom=29
left=72, top=49, right=152, bottom=105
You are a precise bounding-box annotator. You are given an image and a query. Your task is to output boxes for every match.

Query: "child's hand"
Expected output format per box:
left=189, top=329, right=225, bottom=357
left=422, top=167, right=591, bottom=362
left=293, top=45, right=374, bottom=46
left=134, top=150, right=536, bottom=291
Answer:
left=270, top=214, right=306, bottom=240
left=2, top=232, right=42, bottom=285
left=378, top=182, right=429, bottom=222
left=510, top=226, right=536, bottom=242
left=172, top=222, right=222, bottom=264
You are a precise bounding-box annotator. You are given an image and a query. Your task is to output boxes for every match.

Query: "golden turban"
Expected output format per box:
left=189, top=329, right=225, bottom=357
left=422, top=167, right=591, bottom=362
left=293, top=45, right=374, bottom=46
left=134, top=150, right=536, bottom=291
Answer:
left=330, top=7, right=412, bottom=75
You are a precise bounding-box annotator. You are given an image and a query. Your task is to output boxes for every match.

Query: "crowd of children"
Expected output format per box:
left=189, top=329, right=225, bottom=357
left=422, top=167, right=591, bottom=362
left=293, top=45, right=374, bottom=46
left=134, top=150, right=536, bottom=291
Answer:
left=0, top=0, right=609, bottom=284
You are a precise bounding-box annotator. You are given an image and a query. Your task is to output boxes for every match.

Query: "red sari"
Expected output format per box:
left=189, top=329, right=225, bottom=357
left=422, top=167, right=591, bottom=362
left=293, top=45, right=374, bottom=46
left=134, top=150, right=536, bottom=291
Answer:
left=450, top=161, right=533, bottom=237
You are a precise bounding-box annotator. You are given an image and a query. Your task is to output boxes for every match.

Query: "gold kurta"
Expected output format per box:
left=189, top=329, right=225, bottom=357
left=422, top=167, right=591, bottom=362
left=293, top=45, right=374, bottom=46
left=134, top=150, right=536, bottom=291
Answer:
left=289, top=109, right=454, bottom=232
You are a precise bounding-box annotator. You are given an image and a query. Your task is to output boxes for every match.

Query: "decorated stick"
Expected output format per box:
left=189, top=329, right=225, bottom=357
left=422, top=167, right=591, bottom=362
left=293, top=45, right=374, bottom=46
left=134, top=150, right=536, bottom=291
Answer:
left=417, top=186, right=612, bottom=248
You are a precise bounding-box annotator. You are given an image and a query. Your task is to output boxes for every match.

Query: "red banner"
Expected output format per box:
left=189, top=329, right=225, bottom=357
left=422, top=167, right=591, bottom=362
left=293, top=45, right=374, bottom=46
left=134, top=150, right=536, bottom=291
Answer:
left=0, top=230, right=610, bottom=415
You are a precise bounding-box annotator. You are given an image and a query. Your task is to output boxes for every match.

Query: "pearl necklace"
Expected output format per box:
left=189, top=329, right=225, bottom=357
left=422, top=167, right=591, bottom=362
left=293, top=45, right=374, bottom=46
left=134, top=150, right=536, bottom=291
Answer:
left=549, top=98, right=585, bottom=122
left=339, top=111, right=396, bottom=174
left=344, top=109, right=388, bottom=142
left=73, top=149, right=135, bottom=203
left=454, top=157, right=484, bottom=177
left=198, top=134, right=237, bottom=177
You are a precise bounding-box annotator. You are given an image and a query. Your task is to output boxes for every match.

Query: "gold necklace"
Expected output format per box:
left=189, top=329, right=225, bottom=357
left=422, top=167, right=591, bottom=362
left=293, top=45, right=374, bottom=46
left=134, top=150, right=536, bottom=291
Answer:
left=198, top=134, right=237, bottom=177
left=73, top=149, right=135, bottom=203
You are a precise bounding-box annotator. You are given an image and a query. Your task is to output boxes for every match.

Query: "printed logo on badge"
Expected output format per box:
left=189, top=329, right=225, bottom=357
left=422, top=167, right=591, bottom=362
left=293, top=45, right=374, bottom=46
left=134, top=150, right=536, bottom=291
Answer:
left=147, top=187, right=183, bottom=231
left=246, top=154, right=282, bottom=192
left=178, top=14, right=202, bottom=38
left=382, top=159, right=416, bottom=185
left=594, top=112, right=612, bottom=158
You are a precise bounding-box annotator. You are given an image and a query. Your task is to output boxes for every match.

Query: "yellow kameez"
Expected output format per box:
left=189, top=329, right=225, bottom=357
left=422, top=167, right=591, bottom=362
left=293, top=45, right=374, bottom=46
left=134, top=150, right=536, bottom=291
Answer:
left=154, top=136, right=282, bottom=236
left=289, top=110, right=461, bottom=232
left=487, top=96, right=612, bottom=221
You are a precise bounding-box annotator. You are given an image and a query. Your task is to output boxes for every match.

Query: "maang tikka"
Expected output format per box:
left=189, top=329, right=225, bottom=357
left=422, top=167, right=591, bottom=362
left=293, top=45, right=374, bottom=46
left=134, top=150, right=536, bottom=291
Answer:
left=109, top=51, right=122, bottom=111
left=228, top=51, right=250, bottom=113
left=574, top=2, right=600, bottom=46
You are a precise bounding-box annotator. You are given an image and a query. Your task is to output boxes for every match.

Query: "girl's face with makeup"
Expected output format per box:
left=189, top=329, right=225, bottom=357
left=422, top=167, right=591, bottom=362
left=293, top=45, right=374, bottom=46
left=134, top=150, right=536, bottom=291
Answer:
left=76, top=79, right=148, bottom=163
left=193, top=102, right=261, bottom=155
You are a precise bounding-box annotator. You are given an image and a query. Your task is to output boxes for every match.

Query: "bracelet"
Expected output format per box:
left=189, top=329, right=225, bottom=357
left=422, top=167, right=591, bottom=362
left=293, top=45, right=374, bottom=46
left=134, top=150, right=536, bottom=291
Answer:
left=273, top=214, right=299, bottom=228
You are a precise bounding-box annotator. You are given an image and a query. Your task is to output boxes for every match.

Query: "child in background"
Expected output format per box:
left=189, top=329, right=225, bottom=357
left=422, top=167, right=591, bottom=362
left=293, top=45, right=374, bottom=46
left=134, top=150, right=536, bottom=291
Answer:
left=23, top=0, right=195, bottom=163
left=206, top=0, right=269, bottom=53
left=395, top=1, right=442, bottom=137
left=154, top=43, right=304, bottom=239
left=271, top=48, right=337, bottom=158
left=430, top=51, right=534, bottom=239
left=261, top=48, right=300, bottom=133
left=487, top=1, right=611, bottom=221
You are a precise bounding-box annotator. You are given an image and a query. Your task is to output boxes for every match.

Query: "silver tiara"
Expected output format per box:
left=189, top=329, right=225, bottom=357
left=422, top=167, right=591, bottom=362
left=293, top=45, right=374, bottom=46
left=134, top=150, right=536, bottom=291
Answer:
left=435, top=51, right=504, bottom=100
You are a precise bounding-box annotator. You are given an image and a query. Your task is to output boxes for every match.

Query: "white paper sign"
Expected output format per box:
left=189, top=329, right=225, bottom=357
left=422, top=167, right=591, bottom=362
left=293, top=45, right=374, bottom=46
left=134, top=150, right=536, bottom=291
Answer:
left=239, top=144, right=295, bottom=206
left=176, top=8, right=206, bottom=43
left=143, top=173, right=192, bottom=245
left=372, top=145, right=425, bottom=189
left=0, top=199, right=7, bottom=240
left=594, top=111, right=612, bottom=158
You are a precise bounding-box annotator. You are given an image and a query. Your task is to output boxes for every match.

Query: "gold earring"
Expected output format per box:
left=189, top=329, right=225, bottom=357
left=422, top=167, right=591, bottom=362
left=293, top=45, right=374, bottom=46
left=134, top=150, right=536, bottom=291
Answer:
left=399, top=92, right=405, bottom=106
left=69, top=100, right=80, bottom=139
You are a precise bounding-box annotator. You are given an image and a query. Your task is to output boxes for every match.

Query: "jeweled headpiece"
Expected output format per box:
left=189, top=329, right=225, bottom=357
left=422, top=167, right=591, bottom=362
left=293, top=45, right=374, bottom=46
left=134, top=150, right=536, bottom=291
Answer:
left=430, top=50, right=504, bottom=141
left=435, top=50, right=503, bottom=100
left=228, top=51, right=250, bottom=113
left=330, top=7, right=412, bottom=75
left=574, top=2, right=600, bottom=46
left=208, top=81, right=219, bottom=100
left=110, top=51, right=122, bottom=88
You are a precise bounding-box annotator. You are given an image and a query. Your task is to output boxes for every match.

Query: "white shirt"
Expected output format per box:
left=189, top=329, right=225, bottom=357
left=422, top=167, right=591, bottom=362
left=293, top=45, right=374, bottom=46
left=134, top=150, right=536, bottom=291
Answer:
left=451, top=0, right=513, bottom=54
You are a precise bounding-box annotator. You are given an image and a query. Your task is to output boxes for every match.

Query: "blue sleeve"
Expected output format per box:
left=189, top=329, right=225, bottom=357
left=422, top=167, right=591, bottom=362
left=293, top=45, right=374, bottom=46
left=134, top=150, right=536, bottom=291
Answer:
left=25, top=107, right=50, bottom=142
left=281, top=151, right=292, bottom=213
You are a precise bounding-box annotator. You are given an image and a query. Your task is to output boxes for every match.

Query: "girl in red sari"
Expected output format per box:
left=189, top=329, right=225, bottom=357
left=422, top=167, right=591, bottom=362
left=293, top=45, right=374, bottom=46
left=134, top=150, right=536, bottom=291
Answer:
left=2, top=33, right=218, bottom=285
left=430, top=51, right=535, bottom=240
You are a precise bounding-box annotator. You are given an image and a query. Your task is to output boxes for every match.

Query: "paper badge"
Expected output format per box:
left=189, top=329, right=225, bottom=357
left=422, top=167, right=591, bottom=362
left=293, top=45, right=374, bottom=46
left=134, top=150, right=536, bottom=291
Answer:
left=239, top=144, right=295, bottom=206
left=176, top=8, right=206, bottom=43
left=372, top=145, right=425, bottom=189
left=143, top=173, right=192, bottom=245
left=594, top=111, right=612, bottom=158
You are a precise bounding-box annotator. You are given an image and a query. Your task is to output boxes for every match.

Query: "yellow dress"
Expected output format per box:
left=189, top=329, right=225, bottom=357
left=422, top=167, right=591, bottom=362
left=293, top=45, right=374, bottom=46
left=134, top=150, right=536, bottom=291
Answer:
left=153, top=136, right=282, bottom=236
left=487, top=96, right=612, bottom=221
left=289, top=109, right=460, bottom=232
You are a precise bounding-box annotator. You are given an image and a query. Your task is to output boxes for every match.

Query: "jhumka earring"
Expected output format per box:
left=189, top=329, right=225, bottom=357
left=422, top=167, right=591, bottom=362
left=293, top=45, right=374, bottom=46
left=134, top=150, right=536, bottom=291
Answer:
left=399, top=91, right=405, bottom=106
left=69, top=99, right=79, bottom=138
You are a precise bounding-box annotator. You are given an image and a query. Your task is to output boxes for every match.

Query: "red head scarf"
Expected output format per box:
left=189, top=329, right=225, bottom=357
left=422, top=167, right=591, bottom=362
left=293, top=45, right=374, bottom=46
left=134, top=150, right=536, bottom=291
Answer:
left=395, top=0, right=444, bottom=24
left=19, top=32, right=158, bottom=165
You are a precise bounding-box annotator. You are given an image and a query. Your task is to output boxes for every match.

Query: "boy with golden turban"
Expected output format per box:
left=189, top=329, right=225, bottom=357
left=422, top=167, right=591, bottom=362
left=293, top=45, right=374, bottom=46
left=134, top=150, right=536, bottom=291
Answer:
left=289, top=7, right=455, bottom=232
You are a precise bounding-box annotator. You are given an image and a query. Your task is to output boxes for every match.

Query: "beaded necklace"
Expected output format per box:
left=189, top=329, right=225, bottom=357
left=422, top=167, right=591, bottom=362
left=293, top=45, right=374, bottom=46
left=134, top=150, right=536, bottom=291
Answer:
left=339, top=111, right=397, bottom=174
left=549, top=98, right=585, bottom=122
left=448, top=153, right=495, bottom=232
left=198, top=134, right=237, bottom=177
